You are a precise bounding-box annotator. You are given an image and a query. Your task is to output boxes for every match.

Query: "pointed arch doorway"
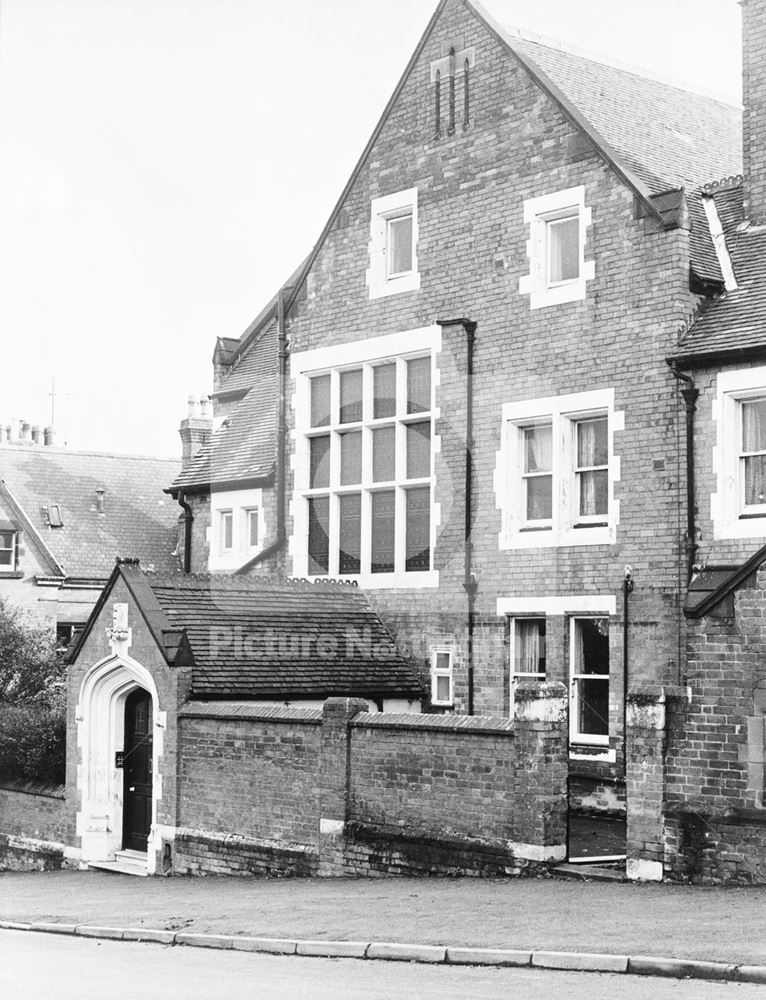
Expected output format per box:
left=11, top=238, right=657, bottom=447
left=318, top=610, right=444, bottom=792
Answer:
left=122, top=688, right=153, bottom=852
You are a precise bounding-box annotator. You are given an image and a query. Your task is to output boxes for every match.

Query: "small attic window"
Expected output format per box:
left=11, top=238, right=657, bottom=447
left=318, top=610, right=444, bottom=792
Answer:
left=45, top=504, right=64, bottom=528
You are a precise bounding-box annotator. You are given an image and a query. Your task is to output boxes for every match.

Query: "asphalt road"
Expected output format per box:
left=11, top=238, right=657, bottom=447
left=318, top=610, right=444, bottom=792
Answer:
left=1, top=930, right=763, bottom=1000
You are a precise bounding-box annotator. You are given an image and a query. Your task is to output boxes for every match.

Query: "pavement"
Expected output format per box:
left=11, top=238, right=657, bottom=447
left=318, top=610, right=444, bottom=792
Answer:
left=2, top=869, right=766, bottom=984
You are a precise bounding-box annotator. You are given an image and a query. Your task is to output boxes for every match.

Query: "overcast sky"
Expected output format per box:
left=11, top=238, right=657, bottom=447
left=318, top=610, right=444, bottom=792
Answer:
left=0, top=0, right=742, bottom=458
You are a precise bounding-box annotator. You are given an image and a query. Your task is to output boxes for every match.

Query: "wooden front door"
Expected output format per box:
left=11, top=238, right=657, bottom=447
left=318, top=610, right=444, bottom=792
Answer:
left=122, top=688, right=153, bottom=852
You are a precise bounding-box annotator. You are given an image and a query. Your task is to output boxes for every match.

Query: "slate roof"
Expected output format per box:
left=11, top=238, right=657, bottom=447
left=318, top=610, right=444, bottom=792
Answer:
left=216, top=319, right=278, bottom=397
left=509, top=32, right=742, bottom=196
left=169, top=325, right=278, bottom=493
left=0, top=445, right=180, bottom=579
left=670, top=228, right=766, bottom=364
left=685, top=545, right=766, bottom=619
left=71, top=562, right=422, bottom=700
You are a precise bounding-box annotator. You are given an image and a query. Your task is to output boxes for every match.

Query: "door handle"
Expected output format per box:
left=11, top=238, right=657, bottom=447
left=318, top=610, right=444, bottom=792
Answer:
left=129, top=786, right=135, bottom=792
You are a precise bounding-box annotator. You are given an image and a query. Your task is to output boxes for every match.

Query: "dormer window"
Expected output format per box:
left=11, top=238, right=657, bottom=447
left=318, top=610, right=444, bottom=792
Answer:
left=367, top=189, right=420, bottom=300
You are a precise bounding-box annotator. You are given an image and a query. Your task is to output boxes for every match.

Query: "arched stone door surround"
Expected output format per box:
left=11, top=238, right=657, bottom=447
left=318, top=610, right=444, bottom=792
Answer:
left=75, top=654, right=164, bottom=872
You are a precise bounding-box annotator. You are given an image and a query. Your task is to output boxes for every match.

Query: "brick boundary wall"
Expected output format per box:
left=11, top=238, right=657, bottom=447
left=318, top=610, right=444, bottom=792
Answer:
left=170, top=684, right=568, bottom=878
left=0, top=780, right=67, bottom=872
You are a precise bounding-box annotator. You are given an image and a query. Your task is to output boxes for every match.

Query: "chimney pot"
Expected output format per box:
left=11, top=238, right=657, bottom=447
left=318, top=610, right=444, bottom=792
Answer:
left=31, top=425, right=41, bottom=445
left=9, top=418, right=19, bottom=443
left=44, top=426, right=55, bottom=446
left=179, top=396, right=213, bottom=470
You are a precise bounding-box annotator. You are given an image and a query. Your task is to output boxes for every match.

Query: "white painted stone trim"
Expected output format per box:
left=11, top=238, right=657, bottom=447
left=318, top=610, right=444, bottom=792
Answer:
left=626, top=858, right=663, bottom=882
left=712, top=366, right=766, bottom=539
left=494, top=388, right=622, bottom=550
left=75, top=654, right=164, bottom=873
left=701, top=196, right=738, bottom=292
left=319, top=818, right=345, bottom=836
left=208, top=487, right=267, bottom=572
left=509, top=841, right=567, bottom=862
left=366, top=188, right=421, bottom=300
left=496, top=595, right=617, bottom=615
left=290, top=327, right=441, bottom=589
left=519, top=185, right=594, bottom=309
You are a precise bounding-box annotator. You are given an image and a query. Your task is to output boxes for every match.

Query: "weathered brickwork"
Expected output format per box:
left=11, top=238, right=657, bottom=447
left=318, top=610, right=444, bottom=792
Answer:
left=347, top=687, right=567, bottom=854
left=172, top=828, right=317, bottom=878
left=246, top=0, right=702, bottom=788
left=743, top=0, right=766, bottom=223
left=0, top=781, right=67, bottom=872
left=166, top=689, right=567, bottom=877
left=627, top=569, right=766, bottom=884
left=178, top=706, right=322, bottom=848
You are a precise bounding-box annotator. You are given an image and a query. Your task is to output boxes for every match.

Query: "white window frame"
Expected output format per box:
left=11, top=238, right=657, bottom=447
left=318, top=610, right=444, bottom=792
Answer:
left=367, top=188, right=420, bottom=300
left=244, top=507, right=260, bottom=550
left=495, top=389, right=622, bottom=549
left=509, top=616, right=546, bottom=717
left=569, top=616, right=610, bottom=748
left=290, top=327, right=441, bottom=589
left=713, top=367, right=766, bottom=538
left=208, top=489, right=267, bottom=571
left=219, top=509, right=233, bottom=553
left=0, top=530, right=17, bottom=570
left=519, top=186, right=594, bottom=309
left=430, top=647, right=454, bottom=706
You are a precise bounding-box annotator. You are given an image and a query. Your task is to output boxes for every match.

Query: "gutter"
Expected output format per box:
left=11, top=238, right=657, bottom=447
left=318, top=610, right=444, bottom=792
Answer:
left=235, top=288, right=288, bottom=575
left=668, top=364, right=699, bottom=582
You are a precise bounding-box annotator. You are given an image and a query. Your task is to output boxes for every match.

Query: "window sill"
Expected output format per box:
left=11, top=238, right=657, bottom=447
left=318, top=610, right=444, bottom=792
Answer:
left=569, top=745, right=615, bottom=763
left=0, top=570, right=23, bottom=579
left=714, top=515, right=766, bottom=540
left=501, top=524, right=614, bottom=550
left=368, top=272, right=421, bottom=300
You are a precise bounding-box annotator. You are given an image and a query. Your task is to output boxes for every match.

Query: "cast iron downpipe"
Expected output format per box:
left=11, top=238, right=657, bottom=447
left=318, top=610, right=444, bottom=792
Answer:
left=438, top=317, right=477, bottom=714
left=668, top=364, right=699, bottom=582
left=178, top=489, right=193, bottom=574
left=235, top=288, right=289, bottom=574
left=622, top=565, right=634, bottom=762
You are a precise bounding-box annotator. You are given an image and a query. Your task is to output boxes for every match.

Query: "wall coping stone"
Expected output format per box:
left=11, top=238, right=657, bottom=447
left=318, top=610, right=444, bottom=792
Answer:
left=179, top=702, right=323, bottom=724
left=0, top=779, right=65, bottom=800
left=352, top=711, right=515, bottom=736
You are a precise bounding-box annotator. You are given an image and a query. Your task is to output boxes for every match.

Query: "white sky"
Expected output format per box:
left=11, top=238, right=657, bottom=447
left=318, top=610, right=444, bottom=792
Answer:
left=0, top=0, right=742, bottom=458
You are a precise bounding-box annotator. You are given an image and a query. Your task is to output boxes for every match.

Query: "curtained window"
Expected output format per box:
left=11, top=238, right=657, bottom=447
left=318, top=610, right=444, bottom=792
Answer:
left=512, top=618, right=546, bottom=677
left=521, top=424, right=553, bottom=524
left=741, top=397, right=766, bottom=509
left=575, top=417, right=609, bottom=520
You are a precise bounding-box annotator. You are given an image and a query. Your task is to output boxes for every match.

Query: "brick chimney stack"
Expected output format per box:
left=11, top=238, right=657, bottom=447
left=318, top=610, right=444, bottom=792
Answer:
left=742, top=0, right=766, bottom=224
left=179, top=395, right=213, bottom=470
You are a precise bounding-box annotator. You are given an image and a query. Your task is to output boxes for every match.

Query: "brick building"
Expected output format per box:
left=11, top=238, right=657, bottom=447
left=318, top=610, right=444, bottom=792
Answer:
left=167, top=0, right=744, bottom=856
left=34, top=0, right=766, bottom=882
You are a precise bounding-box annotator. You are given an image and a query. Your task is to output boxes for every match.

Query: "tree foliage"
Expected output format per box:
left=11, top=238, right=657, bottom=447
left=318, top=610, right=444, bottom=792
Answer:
left=0, top=597, right=63, bottom=705
left=0, top=598, right=66, bottom=785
